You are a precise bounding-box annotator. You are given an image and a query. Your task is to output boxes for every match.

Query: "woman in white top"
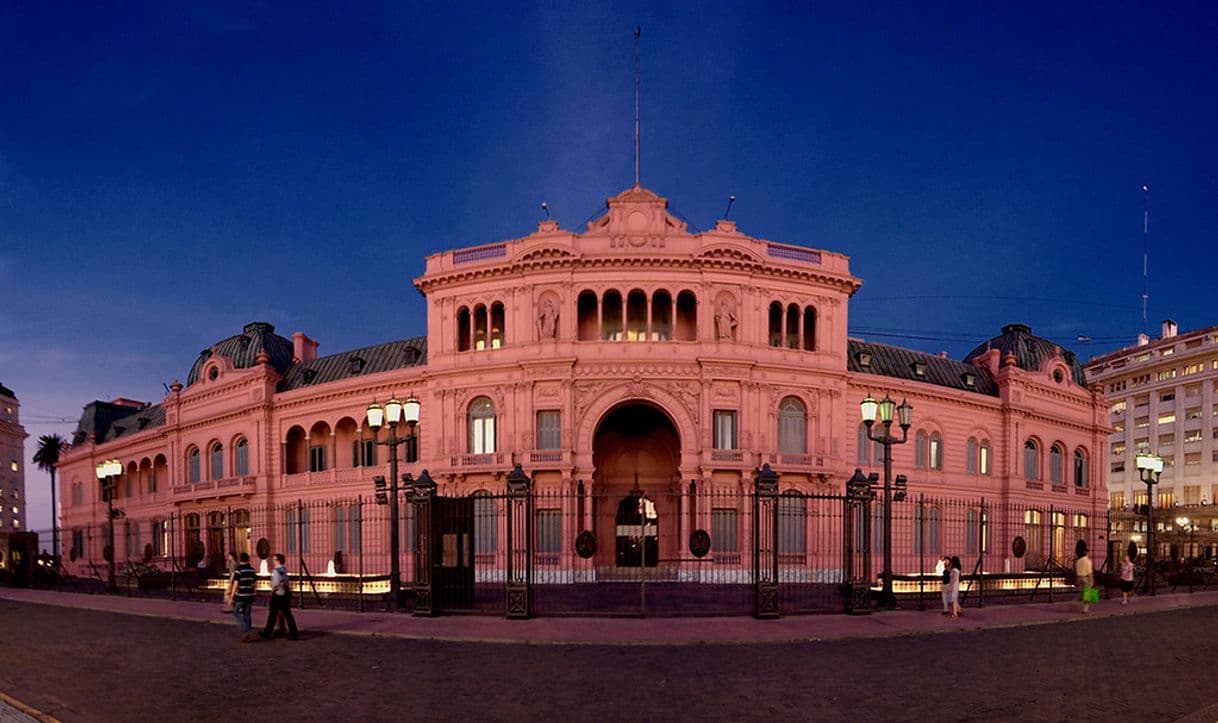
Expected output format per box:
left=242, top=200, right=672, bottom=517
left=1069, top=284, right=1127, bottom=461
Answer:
left=1118, top=554, right=1135, bottom=605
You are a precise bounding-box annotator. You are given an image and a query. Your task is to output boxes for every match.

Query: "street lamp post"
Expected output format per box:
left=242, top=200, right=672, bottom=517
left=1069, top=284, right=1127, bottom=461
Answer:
left=94, top=458, right=122, bottom=593
left=860, top=393, right=913, bottom=609
left=366, top=395, right=421, bottom=611
left=1135, top=452, right=1163, bottom=596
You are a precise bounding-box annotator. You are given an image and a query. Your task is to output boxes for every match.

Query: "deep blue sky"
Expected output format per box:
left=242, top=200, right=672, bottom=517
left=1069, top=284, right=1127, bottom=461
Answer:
left=3, top=2, right=1216, bottom=530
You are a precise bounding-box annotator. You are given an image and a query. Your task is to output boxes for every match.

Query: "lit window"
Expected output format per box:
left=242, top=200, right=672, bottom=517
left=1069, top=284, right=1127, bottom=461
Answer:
left=469, top=397, right=496, bottom=454
left=9, top=461, right=15, bottom=472
left=1158, top=414, right=1175, bottom=425
left=713, top=410, right=737, bottom=450
left=929, top=433, right=942, bottom=470
left=979, top=441, right=991, bottom=475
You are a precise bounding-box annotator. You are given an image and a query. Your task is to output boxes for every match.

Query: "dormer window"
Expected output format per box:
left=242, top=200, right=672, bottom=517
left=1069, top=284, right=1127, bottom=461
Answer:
left=404, top=347, right=419, bottom=365
left=1053, top=368, right=1065, bottom=384
left=302, top=369, right=317, bottom=384
left=913, top=362, right=927, bottom=378
left=858, top=352, right=872, bottom=368
left=963, top=372, right=976, bottom=388
left=208, top=367, right=219, bottom=381
left=348, top=356, right=366, bottom=375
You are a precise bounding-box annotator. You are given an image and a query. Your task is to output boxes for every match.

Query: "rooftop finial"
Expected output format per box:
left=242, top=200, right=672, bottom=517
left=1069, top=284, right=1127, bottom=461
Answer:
left=634, top=26, right=641, bottom=187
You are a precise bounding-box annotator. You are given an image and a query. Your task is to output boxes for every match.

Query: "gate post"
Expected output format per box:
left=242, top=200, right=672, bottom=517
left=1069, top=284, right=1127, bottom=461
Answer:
left=409, top=470, right=437, bottom=616
left=843, top=469, right=874, bottom=614
left=505, top=464, right=532, bottom=619
left=753, top=464, right=780, bottom=619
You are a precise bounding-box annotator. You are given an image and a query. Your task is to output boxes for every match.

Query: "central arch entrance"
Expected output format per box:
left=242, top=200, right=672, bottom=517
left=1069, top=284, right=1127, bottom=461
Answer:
left=592, top=403, right=680, bottom=572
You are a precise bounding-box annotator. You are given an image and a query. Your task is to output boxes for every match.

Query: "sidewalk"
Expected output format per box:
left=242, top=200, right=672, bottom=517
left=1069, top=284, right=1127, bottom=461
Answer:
left=2, top=586, right=1216, bottom=646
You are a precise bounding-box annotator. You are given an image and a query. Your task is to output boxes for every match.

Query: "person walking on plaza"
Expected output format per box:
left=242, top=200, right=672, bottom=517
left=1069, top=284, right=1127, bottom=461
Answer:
left=1118, top=554, right=1135, bottom=605
left=1075, top=541, right=1095, bottom=614
left=948, top=555, right=962, bottom=619
left=939, top=556, right=952, bottom=616
left=227, top=552, right=257, bottom=641
left=260, top=553, right=299, bottom=641
left=221, top=551, right=239, bottom=613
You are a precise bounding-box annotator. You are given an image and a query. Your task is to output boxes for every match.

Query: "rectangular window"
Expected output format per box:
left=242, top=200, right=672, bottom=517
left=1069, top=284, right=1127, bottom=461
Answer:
left=1157, top=369, right=1177, bottom=382
left=711, top=508, right=738, bottom=553
left=1158, top=491, right=1175, bottom=508
left=979, top=445, right=990, bottom=475
left=151, top=520, right=164, bottom=555
left=1159, top=434, right=1175, bottom=447
left=361, top=440, right=377, bottom=466
left=1185, top=453, right=1201, bottom=466
left=471, top=417, right=496, bottom=454
left=1184, top=485, right=1201, bottom=505
left=536, top=509, right=561, bottom=554
left=1160, top=392, right=1175, bottom=402
left=1111, top=462, right=1125, bottom=473
left=1112, top=421, right=1125, bottom=433
left=1110, top=401, right=1126, bottom=415
left=536, top=411, right=562, bottom=450
left=1185, top=408, right=1202, bottom=420
left=348, top=504, right=362, bottom=554
left=1161, top=348, right=1174, bottom=356
left=148, top=468, right=157, bottom=494
left=309, top=445, right=326, bottom=472
left=1183, top=363, right=1203, bottom=375
left=1184, top=431, right=1202, bottom=443
left=285, top=508, right=297, bottom=554
left=713, top=410, right=737, bottom=450
left=1157, top=414, right=1175, bottom=426
left=188, top=455, right=200, bottom=484
left=1112, top=443, right=1126, bottom=456
left=1110, top=492, right=1125, bottom=509
left=1135, top=417, right=1149, bottom=429
left=929, top=436, right=942, bottom=470
left=966, top=439, right=977, bottom=474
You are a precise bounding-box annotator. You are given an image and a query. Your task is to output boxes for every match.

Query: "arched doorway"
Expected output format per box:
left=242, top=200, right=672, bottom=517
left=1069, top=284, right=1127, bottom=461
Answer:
left=592, top=403, right=680, bottom=571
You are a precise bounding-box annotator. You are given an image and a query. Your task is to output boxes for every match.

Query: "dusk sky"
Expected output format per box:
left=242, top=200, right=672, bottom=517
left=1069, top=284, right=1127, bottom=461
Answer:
left=2, top=2, right=1216, bottom=532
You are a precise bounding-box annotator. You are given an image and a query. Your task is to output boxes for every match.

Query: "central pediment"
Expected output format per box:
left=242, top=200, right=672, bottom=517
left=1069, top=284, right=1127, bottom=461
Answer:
left=585, top=184, right=688, bottom=248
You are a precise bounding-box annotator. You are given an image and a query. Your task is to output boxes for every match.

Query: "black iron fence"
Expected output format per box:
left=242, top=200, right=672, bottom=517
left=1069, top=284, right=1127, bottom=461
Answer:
left=23, top=472, right=1207, bottom=617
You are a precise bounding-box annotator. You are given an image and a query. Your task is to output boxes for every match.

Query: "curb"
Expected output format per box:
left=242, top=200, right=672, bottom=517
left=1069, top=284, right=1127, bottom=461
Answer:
left=0, top=690, right=58, bottom=723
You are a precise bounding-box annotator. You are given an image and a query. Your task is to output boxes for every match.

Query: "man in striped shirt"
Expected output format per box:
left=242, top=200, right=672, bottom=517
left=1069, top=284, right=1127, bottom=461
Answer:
left=227, top=552, right=258, bottom=640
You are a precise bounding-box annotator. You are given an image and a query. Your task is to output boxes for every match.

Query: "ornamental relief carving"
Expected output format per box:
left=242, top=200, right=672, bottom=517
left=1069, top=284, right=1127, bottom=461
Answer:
left=575, top=363, right=699, bottom=378
left=574, top=381, right=613, bottom=418
left=712, top=383, right=739, bottom=401
left=535, top=383, right=561, bottom=400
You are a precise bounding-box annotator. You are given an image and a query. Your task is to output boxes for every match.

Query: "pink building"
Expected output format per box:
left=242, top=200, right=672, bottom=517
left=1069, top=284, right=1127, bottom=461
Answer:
left=55, top=185, right=1110, bottom=614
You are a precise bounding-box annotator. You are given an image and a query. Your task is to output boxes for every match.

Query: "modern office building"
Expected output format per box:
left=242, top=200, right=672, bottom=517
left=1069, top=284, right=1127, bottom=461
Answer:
left=1085, top=320, right=1218, bottom=561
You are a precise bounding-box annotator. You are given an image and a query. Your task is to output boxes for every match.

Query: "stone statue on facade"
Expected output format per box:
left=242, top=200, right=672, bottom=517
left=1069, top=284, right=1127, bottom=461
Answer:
left=715, top=299, right=737, bottom=341
left=537, top=299, right=558, bottom=339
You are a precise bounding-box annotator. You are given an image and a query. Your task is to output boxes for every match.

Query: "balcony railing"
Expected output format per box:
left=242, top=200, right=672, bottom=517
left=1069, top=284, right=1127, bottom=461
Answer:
left=172, top=476, right=254, bottom=499
left=528, top=450, right=566, bottom=464
left=451, top=453, right=505, bottom=468
left=711, top=450, right=745, bottom=462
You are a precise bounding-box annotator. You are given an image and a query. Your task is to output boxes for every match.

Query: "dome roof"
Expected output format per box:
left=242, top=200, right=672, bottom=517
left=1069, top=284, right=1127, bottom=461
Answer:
left=187, top=321, right=294, bottom=386
left=964, top=323, right=1087, bottom=386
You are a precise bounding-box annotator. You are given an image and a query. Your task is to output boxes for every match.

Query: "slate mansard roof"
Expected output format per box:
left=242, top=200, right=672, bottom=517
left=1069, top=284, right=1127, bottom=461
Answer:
left=848, top=339, right=999, bottom=397
left=964, top=323, right=1087, bottom=387
left=0, top=382, right=14, bottom=399
left=187, top=321, right=295, bottom=386
left=277, top=337, right=427, bottom=392
left=75, top=324, right=428, bottom=443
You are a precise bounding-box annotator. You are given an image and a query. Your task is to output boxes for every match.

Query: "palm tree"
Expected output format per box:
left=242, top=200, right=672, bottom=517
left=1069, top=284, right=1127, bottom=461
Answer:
left=33, top=434, right=69, bottom=559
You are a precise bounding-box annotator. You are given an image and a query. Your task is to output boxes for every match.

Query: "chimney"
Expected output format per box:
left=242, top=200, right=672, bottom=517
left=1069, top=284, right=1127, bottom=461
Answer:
left=937, top=351, right=948, bottom=359
left=293, top=332, right=319, bottom=363
left=1137, top=333, right=1150, bottom=347
left=1161, top=319, right=1177, bottom=339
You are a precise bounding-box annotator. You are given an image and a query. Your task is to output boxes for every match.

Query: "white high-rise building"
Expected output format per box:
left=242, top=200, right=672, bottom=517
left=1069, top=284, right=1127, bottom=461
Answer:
left=1085, top=320, right=1218, bottom=560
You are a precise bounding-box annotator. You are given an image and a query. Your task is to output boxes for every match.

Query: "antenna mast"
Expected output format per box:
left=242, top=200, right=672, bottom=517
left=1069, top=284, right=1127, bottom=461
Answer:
left=1142, top=185, right=1150, bottom=332
left=634, top=26, right=640, bottom=187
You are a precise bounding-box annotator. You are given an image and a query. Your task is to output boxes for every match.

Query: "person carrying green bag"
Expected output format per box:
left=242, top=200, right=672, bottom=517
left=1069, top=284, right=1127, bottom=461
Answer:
left=1075, top=540, right=1095, bottom=613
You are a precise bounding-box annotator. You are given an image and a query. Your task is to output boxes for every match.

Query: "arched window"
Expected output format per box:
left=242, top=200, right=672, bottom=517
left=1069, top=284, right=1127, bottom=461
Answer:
left=1073, top=448, right=1088, bottom=488
left=577, top=291, right=598, bottom=341
left=457, top=306, right=471, bottom=351
left=915, top=431, right=927, bottom=469
left=675, top=290, right=697, bottom=341
left=469, top=397, right=496, bottom=454
left=785, top=304, right=800, bottom=349
left=967, top=438, right=978, bottom=474
left=209, top=442, right=223, bottom=481
left=234, top=438, right=249, bottom=476
left=778, top=397, right=807, bottom=454
left=473, top=303, right=488, bottom=349
left=979, top=440, right=991, bottom=475
left=187, top=447, right=200, bottom=484
left=778, top=491, right=806, bottom=554
left=489, top=301, right=505, bottom=349
left=473, top=490, right=497, bottom=554
left=651, top=290, right=672, bottom=340
left=857, top=424, right=870, bottom=464
left=1024, top=440, right=1040, bottom=482
left=1048, top=443, right=1064, bottom=484
left=802, top=306, right=816, bottom=351
left=768, top=302, right=783, bottom=347
left=602, top=290, right=623, bottom=340
left=626, top=289, right=648, bottom=341
left=929, top=433, right=943, bottom=470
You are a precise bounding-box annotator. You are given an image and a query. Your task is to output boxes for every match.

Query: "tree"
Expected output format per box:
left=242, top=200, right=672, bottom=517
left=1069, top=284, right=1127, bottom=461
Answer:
left=33, top=434, right=69, bottom=559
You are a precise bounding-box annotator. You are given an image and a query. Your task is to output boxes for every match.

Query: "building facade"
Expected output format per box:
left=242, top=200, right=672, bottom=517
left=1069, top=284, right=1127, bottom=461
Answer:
left=55, top=185, right=1110, bottom=609
left=0, top=382, right=29, bottom=570
left=1085, top=320, right=1218, bottom=561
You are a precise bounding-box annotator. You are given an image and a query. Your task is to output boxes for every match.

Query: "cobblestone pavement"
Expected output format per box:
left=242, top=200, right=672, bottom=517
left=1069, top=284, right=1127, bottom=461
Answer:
left=0, top=598, right=1215, bottom=722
